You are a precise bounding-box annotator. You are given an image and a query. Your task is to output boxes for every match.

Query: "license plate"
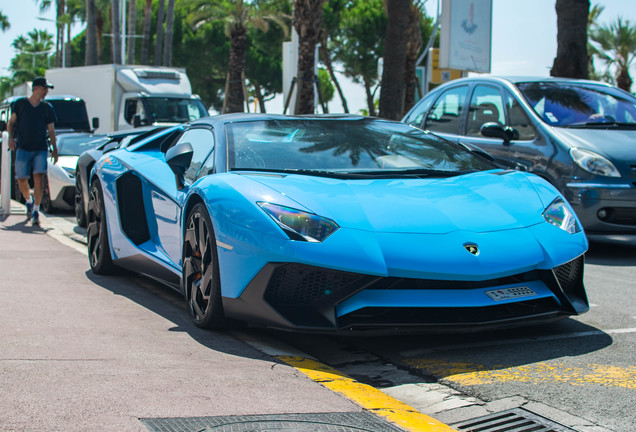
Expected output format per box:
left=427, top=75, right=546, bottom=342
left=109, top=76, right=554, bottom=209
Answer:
left=485, top=286, right=537, bottom=301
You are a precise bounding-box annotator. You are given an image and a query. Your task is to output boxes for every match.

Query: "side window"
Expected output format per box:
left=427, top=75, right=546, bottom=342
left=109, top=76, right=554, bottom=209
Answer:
left=172, top=128, right=215, bottom=184
left=466, top=85, right=505, bottom=137
left=403, top=94, right=436, bottom=128
left=424, top=85, right=468, bottom=135
left=505, top=92, right=536, bottom=140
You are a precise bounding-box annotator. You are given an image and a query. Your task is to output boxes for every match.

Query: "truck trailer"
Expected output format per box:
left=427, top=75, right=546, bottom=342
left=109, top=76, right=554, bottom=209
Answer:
left=46, top=65, right=208, bottom=134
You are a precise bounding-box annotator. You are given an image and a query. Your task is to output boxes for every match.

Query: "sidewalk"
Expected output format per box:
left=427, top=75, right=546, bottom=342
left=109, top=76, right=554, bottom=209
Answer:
left=0, top=211, right=365, bottom=432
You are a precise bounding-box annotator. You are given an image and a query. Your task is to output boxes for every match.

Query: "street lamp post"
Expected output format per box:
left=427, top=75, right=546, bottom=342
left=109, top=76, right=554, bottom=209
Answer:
left=36, top=16, right=67, bottom=68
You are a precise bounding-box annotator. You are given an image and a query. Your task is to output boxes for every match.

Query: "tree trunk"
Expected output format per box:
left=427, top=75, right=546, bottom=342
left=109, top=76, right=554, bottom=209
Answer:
left=551, top=0, right=589, bottom=78
left=403, top=3, right=422, bottom=114
left=320, top=35, right=349, bottom=113
left=227, top=27, right=247, bottom=113
left=112, top=0, right=122, bottom=64
left=616, top=67, right=633, bottom=92
left=154, top=0, right=165, bottom=66
left=163, top=0, right=175, bottom=66
left=364, top=79, right=376, bottom=117
left=127, top=0, right=137, bottom=65
left=379, top=0, right=411, bottom=120
left=96, top=7, right=104, bottom=63
left=140, top=0, right=152, bottom=64
left=293, top=0, right=326, bottom=114
left=253, top=82, right=267, bottom=113
left=56, top=0, right=65, bottom=68
left=85, top=0, right=98, bottom=65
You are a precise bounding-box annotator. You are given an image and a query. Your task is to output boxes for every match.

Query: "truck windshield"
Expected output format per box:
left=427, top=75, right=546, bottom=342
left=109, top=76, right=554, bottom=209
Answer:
left=143, top=97, right=208, bottom=123
left=48, top=99, right=91, bottom=131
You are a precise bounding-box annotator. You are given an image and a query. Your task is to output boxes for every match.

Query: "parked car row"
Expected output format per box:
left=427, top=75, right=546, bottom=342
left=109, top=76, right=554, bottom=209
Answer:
left=25, top=75, right=636, bottom=333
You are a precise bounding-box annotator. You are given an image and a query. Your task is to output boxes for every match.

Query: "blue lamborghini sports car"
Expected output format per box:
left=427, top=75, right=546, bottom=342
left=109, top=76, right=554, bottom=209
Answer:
left=87, top=113, right=589, bottom=331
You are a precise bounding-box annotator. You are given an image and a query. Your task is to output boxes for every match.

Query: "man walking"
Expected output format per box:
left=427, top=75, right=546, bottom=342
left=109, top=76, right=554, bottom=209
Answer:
left=7, top=77, right=58, bottom=225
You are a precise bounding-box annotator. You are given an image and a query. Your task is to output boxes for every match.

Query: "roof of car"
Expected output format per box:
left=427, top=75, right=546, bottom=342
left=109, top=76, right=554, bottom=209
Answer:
left=437, top=75, right=614, bottom=87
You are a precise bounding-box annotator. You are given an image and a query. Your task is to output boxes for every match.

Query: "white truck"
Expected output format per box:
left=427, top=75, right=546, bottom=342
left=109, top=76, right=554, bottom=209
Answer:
left=46, top=65, right=208, bottom=134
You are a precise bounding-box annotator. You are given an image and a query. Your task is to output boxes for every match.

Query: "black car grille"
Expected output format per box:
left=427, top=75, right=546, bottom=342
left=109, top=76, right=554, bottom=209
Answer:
left=261, top=262, right=583, bottom=328
left=553, top=255, right=584, bottom=295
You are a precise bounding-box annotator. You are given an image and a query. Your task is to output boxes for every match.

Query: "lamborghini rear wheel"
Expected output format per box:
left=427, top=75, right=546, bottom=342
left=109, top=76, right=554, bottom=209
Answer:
left=183, top=202, right=226, bottom=329
left=75, top=172, right=87, bottom=228
left=87, top=178, right=117, bottom=274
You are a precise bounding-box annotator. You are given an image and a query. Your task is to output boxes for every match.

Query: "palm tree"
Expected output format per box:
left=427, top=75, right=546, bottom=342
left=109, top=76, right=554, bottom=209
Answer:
left=35, top=0, right=67, bottom=67
left=111, top=0, right=122, bottom=64
left=85, top=0, right=98, bottom=65
left=140, top=0, right=152, bottom=64
left=163, top=0, right=176, bottom=66
left=292, top=0, right=325, bottom=114
left=0, top=10, right=10, bottom=32
left=189, top=0, right=289, bottom=113
left=127, top=0, right=137, bottom=64
left=10, top=29, right=54, bottom=81
left=379, top=0, right=411, bottom=120
left=154, top=0, right=166, bottom=65
left=590, top=17, right=636, bottom=92
left=551, top=0, right=589, bottom=79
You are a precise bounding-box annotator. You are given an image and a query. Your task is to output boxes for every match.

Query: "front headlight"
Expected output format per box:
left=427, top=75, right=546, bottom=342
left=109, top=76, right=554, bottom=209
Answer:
left=258, top=202, right=339, bottom=243
left=570, top=148, right=620, bottom=177
left=543, top=197, right=581, bottom=234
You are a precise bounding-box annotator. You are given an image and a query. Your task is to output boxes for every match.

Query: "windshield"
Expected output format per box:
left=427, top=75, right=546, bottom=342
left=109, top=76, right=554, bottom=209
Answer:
left=143, top=97, right=208, bottom=123
left=517, top=81, right=636, bottom=127
left=48, top=99, right=91, bottom=131
left=226, top=118, right=495, bottom=177
left=58, top=135, right=107, bottom=156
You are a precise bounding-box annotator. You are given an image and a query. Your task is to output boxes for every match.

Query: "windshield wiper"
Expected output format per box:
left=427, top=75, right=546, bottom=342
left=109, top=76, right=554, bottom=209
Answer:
left=230, top=167, right=475, bottom=179
left=566, top=121, right=636, bottom=129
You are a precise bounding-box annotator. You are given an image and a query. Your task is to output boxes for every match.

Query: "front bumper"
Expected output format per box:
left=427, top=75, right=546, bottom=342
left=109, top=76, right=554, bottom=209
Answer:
left=222, top=255, right=588, bottom=332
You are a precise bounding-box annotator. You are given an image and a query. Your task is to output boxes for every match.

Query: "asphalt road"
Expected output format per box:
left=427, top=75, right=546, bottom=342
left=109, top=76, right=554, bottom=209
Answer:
left=26, top=210, right=636, bottom=431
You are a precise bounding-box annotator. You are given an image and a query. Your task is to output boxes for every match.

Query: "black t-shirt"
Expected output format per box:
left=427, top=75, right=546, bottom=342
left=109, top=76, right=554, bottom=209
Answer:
left=11, top=97, right=56, bottom=151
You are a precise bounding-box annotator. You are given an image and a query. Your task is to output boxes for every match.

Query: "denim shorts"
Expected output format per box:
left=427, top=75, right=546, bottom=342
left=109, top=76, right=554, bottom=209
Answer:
left=15, top=149, right=48, bottom=179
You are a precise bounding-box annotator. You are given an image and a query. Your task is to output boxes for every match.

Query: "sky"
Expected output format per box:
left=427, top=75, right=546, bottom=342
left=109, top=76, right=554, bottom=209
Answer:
left=1, top=0, right=636, bottom=115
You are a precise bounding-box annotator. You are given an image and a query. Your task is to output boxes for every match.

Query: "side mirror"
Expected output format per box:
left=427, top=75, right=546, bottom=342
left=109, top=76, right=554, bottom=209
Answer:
left=92, top=117, right=99, bottom=131
left=480, top=122, right=520, bottom=144
left=133, top=114, right=142, bottom=128
left=0, top=120, right=6, bottom=132
left=166, top=142, right=193, bottom=190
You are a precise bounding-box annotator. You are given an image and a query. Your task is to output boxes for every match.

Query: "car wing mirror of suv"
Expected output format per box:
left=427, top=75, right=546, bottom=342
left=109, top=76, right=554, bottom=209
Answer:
left=480, top=122, right=520, bottom=144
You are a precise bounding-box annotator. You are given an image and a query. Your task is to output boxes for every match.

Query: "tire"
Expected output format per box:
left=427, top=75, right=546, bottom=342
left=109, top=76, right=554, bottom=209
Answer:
left=39, top=176, right=54, bottom=214
left=86, top=178, right=117, bottom=274
left=75, top=172, right=87, bottom=228
left=182, top=202, right=227, bottom=329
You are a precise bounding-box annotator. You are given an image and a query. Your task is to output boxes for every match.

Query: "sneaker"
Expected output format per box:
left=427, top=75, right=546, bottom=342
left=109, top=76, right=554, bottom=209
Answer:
left=32, top=210, right=40, bottom=226
left=25, top=201, right=33, bottom=220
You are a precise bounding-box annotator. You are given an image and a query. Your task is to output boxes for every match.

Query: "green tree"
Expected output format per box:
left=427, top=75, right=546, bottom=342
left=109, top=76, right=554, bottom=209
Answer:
left=10, top=29, right=54, bottom=82
left=590, top=16, right=636, bottom=92
left=0, top=10, right=10, bottom=32
left=189, top=0, right=288, bottom=113
left=332, top=0, right=386, bottom=116
left=321, top=0, right=349, bottom=112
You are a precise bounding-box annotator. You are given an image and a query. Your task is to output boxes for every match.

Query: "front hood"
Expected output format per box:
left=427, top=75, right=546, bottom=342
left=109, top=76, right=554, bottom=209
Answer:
left=550, top=127, right=636, bottom=161
left=240, top=171, right=550, bottom=234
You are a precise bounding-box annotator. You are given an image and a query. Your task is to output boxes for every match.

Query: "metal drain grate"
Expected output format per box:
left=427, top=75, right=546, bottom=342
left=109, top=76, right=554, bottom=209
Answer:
left=140, top=412, right=405, bottom=432
left=452, top=408, right=578, bottom=432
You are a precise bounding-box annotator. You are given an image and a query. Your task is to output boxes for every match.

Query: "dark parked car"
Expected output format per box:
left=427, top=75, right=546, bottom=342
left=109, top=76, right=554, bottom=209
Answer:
left=402, top=76, right=636, bottom=237
left=74, top=126, right=169, bottom=227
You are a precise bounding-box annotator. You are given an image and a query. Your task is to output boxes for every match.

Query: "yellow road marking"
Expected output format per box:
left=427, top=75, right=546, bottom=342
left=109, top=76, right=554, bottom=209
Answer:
left=404, top=359, right=636, bottom=389
left=276, top=355, right=458, bottom=432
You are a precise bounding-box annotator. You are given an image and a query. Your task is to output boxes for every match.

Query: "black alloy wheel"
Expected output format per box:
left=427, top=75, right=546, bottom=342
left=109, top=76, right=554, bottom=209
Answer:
left=86, top=179, right=117, bottom=274
left=74, top=172, right=87, bottom=227
left=182, top=202, right=226, bottom=329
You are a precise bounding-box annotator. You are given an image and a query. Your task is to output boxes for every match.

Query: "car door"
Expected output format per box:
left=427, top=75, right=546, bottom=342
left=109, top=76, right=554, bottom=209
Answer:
left=421, top=84, right=470, bottom=144
left=144, top=127, right=215, bottom=268
left=459, top=84, right=548, bottom=173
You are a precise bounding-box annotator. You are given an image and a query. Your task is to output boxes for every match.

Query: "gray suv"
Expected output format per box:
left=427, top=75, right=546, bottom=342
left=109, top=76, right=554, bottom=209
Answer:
left=402, top=76, right=636, bottom=238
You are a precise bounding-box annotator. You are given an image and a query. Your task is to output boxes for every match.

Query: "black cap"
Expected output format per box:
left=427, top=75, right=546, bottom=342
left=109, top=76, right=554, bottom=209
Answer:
left=32, top=77, right=54, bottom=89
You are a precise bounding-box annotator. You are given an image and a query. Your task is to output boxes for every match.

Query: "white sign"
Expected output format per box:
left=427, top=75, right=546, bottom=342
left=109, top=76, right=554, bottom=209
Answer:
left=439, top=0, right=492, bottom=73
